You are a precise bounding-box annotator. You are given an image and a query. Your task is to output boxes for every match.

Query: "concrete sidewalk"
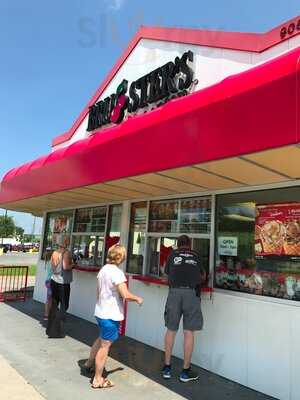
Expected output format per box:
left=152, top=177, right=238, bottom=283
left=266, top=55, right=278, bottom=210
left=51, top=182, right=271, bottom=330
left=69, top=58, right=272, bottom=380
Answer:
left=0, top=354, right=44, bottom=400
left=0, top=299, right=276, bottom=400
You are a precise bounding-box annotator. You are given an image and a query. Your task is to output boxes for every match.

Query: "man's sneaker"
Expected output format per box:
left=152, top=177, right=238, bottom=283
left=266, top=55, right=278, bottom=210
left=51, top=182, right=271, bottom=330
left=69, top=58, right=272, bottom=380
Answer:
left=179, top=367, right=199, bottom=382
left=162, top=365, right=172, bottom=379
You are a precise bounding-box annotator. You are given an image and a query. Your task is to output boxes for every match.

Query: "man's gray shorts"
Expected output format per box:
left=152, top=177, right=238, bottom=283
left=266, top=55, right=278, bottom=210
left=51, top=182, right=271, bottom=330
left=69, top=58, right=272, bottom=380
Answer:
left=164, top=288, right=203, bottom=331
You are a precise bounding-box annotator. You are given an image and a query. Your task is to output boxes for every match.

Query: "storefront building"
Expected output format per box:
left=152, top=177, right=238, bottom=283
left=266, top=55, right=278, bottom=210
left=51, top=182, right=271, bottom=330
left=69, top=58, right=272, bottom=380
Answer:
left=2, top=15, right=300, bottom=400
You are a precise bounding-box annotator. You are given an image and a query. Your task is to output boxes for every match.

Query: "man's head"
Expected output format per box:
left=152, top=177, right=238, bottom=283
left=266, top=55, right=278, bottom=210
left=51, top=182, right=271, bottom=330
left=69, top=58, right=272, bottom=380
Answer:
left=177, top=235, right=191, bottom=249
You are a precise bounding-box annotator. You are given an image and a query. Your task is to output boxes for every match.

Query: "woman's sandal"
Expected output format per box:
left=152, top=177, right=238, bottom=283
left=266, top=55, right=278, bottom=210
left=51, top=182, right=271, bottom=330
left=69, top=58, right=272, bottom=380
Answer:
left=91, top=379, right=114, bottom=389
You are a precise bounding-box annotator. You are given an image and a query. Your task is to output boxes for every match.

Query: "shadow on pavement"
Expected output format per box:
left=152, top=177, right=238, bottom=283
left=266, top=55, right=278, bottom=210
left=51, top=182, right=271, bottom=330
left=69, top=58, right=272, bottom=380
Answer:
left=6, top=297, right=276, bottom=400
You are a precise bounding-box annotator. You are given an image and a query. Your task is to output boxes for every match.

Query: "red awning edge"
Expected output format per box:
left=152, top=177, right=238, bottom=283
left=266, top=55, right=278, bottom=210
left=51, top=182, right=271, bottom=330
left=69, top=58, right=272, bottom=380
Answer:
left=1, top=46, right=300, bottom=206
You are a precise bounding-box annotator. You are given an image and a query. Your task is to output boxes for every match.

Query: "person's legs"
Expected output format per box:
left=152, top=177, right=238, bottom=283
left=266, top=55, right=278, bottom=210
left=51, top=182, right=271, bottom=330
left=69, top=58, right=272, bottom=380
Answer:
left=183, top=330, right=194, bottom=369
left=44, top=298, right=52, bottom=318
left=180, top=289, right=203, bottom=382
left=162, top=289, right=182, bottom=378
left=91, top=318, right=119, bottom=388
left=164, top=329, right=177, bottom=366
left=92, top=339, right=112, bottom=387
left=85, top=338, right=101, bottom=368
left=63, top=284, right=70, bottom=311
left=44, top=281, right=52, bottom=318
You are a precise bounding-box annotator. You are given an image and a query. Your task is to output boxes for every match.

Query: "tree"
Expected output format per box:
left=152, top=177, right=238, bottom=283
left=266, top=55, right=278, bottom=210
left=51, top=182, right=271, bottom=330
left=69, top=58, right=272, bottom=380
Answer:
left=0, top=215, right=16, bottom=239
left=23, top=234, right=39, bottom=243
left=15, top=226, right=24, bottom=242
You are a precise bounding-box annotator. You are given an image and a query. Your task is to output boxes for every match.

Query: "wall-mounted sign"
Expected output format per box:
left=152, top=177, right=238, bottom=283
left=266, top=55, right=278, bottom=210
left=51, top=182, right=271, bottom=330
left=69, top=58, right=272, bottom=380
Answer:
left=87, top=50, right=195, bottom=132
left=218, top=237, right=238, bottom=256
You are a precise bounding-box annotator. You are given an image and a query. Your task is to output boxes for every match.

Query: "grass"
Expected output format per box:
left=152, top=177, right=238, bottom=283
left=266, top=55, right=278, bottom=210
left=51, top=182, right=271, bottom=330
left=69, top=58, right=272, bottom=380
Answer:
left=0, top=265, right=37, bottom=276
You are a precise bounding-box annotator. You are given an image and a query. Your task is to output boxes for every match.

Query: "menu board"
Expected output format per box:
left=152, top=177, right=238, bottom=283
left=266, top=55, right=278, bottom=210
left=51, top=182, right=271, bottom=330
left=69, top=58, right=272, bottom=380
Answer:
left=149, top=200, right=178, bottom=233
left=180, top=198, right=211, bottom=233
left=255, top=203, right=300, bottom=257
left=74, top=207, right=106, bottom=233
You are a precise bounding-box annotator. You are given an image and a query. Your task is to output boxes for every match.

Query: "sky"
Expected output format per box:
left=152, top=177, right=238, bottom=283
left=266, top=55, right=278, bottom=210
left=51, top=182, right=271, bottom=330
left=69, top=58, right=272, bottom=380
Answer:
left=0, top=0, right=299, bottom=233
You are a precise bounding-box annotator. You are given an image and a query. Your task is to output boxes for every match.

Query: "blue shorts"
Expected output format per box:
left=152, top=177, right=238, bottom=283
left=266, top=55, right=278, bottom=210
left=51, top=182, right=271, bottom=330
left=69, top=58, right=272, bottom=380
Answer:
left=95, top=317, right=120, bottom=342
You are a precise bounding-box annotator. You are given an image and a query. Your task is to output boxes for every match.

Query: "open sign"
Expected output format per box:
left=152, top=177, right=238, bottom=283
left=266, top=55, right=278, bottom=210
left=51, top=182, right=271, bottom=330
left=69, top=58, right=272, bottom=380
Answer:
left=218, top=237, right=238, bottom=256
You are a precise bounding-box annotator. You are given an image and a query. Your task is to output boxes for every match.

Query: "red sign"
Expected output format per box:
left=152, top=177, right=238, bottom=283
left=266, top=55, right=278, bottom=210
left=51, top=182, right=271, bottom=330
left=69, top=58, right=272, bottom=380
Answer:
left=255, top=203, right=300, bottom=256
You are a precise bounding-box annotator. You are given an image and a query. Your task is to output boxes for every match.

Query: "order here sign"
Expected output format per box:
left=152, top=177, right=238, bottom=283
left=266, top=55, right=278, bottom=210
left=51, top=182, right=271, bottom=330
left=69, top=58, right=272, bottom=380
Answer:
left=218, top=237, right=238, bottom=256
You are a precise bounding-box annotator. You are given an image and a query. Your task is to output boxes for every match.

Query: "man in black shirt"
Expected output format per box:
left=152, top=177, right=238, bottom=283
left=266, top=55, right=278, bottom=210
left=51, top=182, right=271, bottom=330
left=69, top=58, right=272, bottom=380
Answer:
left=162, top=235, right=205, bottom=382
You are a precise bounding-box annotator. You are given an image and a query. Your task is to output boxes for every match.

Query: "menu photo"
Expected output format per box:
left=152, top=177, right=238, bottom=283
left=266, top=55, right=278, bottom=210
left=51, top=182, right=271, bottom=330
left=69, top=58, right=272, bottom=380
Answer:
left=53, top=215, right=68, bottom=233
left=255, top=203, right=300, bottom=258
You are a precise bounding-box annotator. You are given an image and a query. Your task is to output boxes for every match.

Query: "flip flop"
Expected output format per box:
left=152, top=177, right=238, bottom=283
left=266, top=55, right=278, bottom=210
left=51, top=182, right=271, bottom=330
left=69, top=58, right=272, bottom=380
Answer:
left=91, top=379, right=114, bottom=389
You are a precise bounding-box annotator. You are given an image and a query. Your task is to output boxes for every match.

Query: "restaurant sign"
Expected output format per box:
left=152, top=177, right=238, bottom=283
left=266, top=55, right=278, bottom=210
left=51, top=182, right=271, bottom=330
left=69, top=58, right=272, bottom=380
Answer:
left=87, top=50, right=195, bottom=132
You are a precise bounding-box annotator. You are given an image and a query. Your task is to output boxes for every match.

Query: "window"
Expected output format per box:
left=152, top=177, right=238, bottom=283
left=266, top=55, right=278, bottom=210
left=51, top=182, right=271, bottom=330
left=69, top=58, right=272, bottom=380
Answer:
left=72, top=235, right=103, bottom=267
left=146, top=237, right=177, bottom=277
left=105, top=204, right=122, bottom=259
left=72, top=206, right=107, bottom=267
left=42, top=210, right=74, bottom=256
left=215, top=187, right=300, bottom=301
left=127, top=202, right=147, bottom=274
left=128, top=196, right=211, bottom=278
left=146, top=236, right=210, bottom=280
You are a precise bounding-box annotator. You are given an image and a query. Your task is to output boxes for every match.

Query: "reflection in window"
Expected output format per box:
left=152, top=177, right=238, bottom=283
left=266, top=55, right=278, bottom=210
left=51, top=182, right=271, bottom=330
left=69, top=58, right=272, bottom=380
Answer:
left=215, top=187, right=300, bottom=301
left=72, top=235, right=103, bottom=267
left=105, top=204, right=122, bottom=259
left=127, top=202, right=147, bottom=274
left=147, top=237, right=176, bottom=277
left=146, top=237, right=210, bottom=281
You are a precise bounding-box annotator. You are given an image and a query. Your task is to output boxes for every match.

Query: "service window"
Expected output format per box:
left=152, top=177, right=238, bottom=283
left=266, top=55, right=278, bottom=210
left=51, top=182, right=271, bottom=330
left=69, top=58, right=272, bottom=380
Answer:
left=72, top=235, right=103, bottom=267
left=146, top=236, right=210, bottom=280
left=146, top=237, right=176, bottom=277
left=127, top=202, right=147, bottom=274
left=72, top=206, right=107, bottom=268
left=105, top=204, right=122, bottom=259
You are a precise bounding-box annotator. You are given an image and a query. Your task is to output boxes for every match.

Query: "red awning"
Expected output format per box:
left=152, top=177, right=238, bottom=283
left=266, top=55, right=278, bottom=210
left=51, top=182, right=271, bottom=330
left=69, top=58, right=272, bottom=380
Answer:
left=1, top=46, right=300, bottom=211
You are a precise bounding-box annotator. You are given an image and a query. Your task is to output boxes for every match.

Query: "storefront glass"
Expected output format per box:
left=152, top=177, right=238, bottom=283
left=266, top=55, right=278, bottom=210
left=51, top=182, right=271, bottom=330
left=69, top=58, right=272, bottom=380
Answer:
left=146, top=236, right=210, bottom=280
left=72, top=235, right=103, bottom=267
left=72, top=206, right=107, bottom=267
left=127, top=202, right=147, bottom=274
left=42, top=210, right=74, bottom=256
left=215, top=187, right=300, bottom=300
left=105, top=204, right=122, bottom=258
left=128, top=196, right=211, bottom=278
left=43, top=204, right=122, bottom=269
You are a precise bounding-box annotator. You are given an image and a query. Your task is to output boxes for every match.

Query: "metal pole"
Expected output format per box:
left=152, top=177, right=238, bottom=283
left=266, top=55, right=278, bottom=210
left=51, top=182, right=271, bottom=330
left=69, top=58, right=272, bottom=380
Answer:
left=1, top=210, right=7, bottom=246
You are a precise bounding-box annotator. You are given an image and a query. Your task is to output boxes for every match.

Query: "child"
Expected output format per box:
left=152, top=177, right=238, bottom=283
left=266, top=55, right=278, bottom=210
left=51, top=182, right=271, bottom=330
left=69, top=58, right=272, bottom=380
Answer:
left=43, top=250, right=53, bottom=320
